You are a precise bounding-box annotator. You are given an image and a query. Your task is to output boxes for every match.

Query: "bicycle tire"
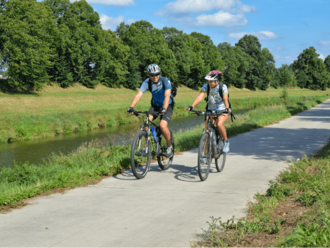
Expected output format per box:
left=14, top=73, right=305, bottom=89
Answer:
left=157, top=129, right=174, bottom=170
left=130, top=131, right=151, bottom=179
left=215, top=136, right=226, bottom=172
left=198, top=133, right=211, bottom=181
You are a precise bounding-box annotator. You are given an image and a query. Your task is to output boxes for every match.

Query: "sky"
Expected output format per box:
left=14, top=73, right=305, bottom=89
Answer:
left=82, top=0, right=329, bottom=67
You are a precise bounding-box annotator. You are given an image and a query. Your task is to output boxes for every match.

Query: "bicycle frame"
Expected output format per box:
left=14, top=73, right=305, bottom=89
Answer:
left=134, top=111, right=163, bottom=157
left=192, top=110, right=226, bottom=158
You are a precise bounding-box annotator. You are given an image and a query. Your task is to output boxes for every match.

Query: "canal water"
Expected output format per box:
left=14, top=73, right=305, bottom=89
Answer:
left=0, top=110, right=248, bottom=167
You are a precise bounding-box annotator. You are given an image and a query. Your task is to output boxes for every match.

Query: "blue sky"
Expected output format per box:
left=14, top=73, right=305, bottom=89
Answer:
left=85, top=0, right=330, bottom=67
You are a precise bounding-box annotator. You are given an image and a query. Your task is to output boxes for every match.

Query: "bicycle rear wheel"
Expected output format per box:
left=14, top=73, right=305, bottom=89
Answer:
left=215, top=136, right=226, bottom=172
left=198, top=133, right=211, bottom=181
left=130, top=131, right=151, bottom=179
left=157, top=129, right=174, bottom=170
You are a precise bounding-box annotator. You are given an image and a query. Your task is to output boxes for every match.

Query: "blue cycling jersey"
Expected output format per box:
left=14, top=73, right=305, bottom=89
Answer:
left=140, top=76, right=173, bottom=106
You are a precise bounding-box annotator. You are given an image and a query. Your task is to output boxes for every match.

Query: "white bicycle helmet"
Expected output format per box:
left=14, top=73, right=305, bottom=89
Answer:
left=205, top=70, right=223, bottom=81
left=147, top=64, right=161, bottom=75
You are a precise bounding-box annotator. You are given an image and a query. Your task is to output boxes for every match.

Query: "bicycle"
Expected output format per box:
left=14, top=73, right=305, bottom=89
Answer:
left=129, top=110, right=175, bottom=179
left=190, top=109, right=227, bottom=181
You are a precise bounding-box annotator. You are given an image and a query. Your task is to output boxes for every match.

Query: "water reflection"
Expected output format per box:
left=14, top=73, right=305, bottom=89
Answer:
left=0, top=110, right=248, bottom=167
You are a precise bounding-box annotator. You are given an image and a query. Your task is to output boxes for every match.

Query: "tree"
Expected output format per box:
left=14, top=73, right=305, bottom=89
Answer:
left=260, top=48, right=275, bottom=90
left=0, top=0, right=57, bottom=91
left=325, top=55, right=330, bottom=73
left=44, top=0, right=112, bottom=88
left=190, top=32, right=225, bottom=84
left=161, top=27, right=205, bottom=88
left=325, top=55, right=330, bottom=88
left=102, top=30, right=130, bottom=87
left=235, top=35, right=275, bottom=90
left=292, top=47, right=329, bottom=90
left=217, top=42, right=250, bottom=88
left=117, top=21, right=177, bottom=89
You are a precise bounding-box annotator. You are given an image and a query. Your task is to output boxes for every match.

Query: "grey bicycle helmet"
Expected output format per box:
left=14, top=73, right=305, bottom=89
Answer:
left=147, top=64, right=161, bottom=75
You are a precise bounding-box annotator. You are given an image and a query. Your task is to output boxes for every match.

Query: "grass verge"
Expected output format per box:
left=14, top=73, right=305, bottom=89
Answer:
left=196, top=125, right=330, bottom=246
left=0, top=95, right=329, bottom=213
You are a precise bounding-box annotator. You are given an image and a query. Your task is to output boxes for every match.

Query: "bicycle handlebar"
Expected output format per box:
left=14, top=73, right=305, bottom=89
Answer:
left=132, top=110, right=159, bottom=117
left=190, top=109, right=227, bottom=117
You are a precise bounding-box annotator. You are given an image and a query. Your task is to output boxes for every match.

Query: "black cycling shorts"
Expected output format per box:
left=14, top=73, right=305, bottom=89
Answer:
left=148, top=104, right=174, bottom=123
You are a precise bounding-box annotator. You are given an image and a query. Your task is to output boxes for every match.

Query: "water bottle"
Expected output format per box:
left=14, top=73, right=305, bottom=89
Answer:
left=150, top=126, right=157, bottom=141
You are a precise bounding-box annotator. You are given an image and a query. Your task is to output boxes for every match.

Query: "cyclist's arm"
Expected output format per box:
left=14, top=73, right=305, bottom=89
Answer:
left=191, top=91, right=205, bottom=108
left=222, top=94, right=231, bottom=113
left=163, top=89, right=171, bottom=109
left=130, top=90, right=144, bottom=108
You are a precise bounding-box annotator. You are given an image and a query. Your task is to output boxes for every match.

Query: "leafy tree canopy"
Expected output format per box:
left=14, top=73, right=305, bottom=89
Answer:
left=0, top=0, right=57, bottom=91
left=292, top=47, right=329, bottom=90
left=117, top=20, right=177, bottom=89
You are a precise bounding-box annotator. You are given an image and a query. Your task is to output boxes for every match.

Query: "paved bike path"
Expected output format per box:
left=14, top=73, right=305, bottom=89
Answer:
left=1, top=100, right=330, bottom=247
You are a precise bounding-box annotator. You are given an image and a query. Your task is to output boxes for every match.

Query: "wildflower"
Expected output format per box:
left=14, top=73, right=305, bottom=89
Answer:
left=322, top=170, right=325, bottom=173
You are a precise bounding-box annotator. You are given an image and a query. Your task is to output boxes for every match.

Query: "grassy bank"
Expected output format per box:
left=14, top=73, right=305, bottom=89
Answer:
left=0, top=95, right=328, bottom=212
left=0, top=82, right=329, bottom=143
left=197, top=129, right=330, bottom=246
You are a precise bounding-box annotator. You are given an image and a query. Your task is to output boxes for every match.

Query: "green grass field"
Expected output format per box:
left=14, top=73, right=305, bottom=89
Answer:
left=1, top=84, right=330, bottom=143
left=1, top=83, right=330, bottom=115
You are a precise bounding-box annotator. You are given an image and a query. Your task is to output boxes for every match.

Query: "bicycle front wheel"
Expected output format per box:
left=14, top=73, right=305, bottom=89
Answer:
left=215, top=137, right=226, bottom=172
left=130, top=131, right=151, bottom=179
left=157, top=129, right=174, bottom=170
left=198, top=133, right=211, bottom=181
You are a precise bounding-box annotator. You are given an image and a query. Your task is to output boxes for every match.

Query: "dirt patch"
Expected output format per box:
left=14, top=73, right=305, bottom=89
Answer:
left=306, top=164, right=319, bottom=175
left=232, top=195, right=308, bottom=247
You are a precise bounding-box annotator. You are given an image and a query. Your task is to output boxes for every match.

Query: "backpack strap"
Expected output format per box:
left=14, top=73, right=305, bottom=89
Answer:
left=148, top=77, right=166, bottom=92
left=148, top=77, right=174, bottom=106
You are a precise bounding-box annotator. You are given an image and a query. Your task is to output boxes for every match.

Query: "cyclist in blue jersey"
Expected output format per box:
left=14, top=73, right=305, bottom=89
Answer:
left=127, top=64, right=174, bottom=158
left=187, top=70, right=231, bottom=153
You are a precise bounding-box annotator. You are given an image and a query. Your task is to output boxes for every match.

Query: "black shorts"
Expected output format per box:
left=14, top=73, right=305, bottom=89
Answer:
left=148, top=104, right=174, bottom=123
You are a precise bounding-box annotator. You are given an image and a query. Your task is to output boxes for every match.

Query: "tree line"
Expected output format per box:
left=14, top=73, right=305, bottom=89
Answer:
left=0, top=0, right=330, bottom=92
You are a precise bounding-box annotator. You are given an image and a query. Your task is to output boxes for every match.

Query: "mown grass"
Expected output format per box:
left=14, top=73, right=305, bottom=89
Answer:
left=197, top=120, right=330, bottom=247
left=1, top=82, right=329, bottom=143
left=0, top=95, right=328, bottom=212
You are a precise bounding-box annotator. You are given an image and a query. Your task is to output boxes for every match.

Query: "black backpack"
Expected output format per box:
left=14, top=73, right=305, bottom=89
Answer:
left=204, top=82, right=235, bottom=122
left=148, top=76, right=177, bottom=104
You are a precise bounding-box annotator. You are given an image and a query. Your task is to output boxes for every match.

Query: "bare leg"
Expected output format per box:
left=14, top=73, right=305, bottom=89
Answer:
left=216, top=115, right=228, bottom=141
left=160, top=120, right=171, bottom=146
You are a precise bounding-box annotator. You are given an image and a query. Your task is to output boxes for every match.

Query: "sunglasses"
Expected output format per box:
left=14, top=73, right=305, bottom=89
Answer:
left=149, top=74, right=160, bottom=77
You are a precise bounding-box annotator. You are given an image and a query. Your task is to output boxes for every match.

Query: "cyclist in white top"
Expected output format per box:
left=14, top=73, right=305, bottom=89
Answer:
left=187, top=70, right=231, bottom=153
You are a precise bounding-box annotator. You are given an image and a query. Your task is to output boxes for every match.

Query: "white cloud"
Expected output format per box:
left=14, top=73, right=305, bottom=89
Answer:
left=319, top=40, right=330, bottom=50
left=228, top=31, right=279, bottom=40
left=127, top=19, right=136, bottom=25
left=275, top=55, right=295, bottom=64
left=196, top=11, right=247, bottom=27
left=155, top=0, right=257, bottom=28
left=160, top=0, right=256, bottom=14
left=84, top=0, right=134, bottom=6
left=318, top=52, right=325, bottom=60
left=100, top=14, right=124, bottom=30
left=275, top=45, right=283, bottom=50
